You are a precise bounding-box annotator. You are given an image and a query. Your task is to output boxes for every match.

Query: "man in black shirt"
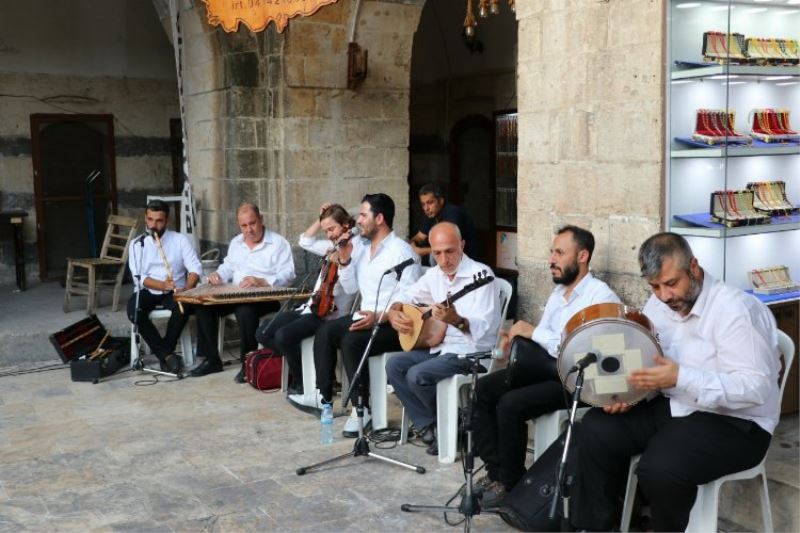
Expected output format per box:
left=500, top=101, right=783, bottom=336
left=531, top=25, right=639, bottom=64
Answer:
left=410, top=183, right=479, bottom=261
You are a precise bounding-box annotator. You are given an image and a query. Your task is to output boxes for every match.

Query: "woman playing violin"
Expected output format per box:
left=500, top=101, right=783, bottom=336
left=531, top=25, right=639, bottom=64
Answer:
left=255, top=203, right=362, bottom=407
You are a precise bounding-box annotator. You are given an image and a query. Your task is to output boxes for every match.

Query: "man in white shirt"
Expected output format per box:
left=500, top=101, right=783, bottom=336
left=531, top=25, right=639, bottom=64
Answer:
left=386, top=222, right=500, bottom=455
left=127, top=200, right=202, bottom=374
left=473, top=225, right=621, bottom=507
left=570, top=232, right=780, bottom=532
left=313, top=193, right=420, bottom=437
left=190, top=203, right=296, bottom=378
left=255, top=203, right=360, bottom=395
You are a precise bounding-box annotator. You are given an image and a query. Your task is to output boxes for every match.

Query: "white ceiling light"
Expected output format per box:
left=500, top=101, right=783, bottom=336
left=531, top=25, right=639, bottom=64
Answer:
left=776, top=81, right=800, bottom=86
left=671, top=80, right=694, bottom=85
left=676, top=2, right=701, bottom=8
left=765, top=76, right=794, bottom=80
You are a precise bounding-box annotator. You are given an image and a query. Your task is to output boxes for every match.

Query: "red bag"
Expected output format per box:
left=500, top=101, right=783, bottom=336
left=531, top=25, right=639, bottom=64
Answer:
left=244, top=348, right=282, bottom=392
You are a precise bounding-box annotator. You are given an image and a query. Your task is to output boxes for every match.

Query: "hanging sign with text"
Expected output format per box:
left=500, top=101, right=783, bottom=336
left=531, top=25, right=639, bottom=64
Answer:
left=203, top=0, right=339, bottom=33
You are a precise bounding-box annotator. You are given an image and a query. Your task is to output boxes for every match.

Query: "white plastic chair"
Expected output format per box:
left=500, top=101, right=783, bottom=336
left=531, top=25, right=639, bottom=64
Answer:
left=129, top=308, right=194, bottom=369
left=532, top=406, right=590, bottom=461
left=620, top=329, right=795, bottom=532
left=430, top=277, right=513, bottom=463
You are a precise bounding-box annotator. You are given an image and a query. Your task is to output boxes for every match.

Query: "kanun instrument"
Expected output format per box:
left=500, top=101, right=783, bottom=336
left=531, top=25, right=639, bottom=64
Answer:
left=398, top=271, right=494, bottom=352
left=174, top=284, right=310, bottom=306
left=557, top=303, right=663, bottom=407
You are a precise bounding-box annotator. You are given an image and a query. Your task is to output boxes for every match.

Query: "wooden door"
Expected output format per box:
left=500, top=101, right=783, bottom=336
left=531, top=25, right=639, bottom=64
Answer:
left=30, top=114, right=117, bottom=281
left=449, top=115, right=494, bottom=265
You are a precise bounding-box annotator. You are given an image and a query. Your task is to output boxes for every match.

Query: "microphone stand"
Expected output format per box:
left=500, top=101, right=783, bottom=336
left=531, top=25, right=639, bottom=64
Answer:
left=548, top=364, right=587, bottom=531
left=296, top=267, right=425, bottom=476
left=130, top=233, right=182, bottom=379
left=400, top=352, right=500, bottom=532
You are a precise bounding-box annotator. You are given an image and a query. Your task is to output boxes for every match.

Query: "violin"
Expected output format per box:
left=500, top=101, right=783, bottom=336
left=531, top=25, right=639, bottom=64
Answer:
left=309, top=228, right=357, bottom=318
left=310, top=251, right=338, bottom=318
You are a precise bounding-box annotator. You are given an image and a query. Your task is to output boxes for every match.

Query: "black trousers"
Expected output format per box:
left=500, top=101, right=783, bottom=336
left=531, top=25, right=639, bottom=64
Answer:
left=255, top=309, right=324, bottom=387
left=473, top=338, right=566, bottom=489
left=313, top=315, right=402, bottom=405
left=570, top=395, right=772, bottom=532
left=127, top=290, right=192, bottom=359
left=194, top=301, right=280, bottom=366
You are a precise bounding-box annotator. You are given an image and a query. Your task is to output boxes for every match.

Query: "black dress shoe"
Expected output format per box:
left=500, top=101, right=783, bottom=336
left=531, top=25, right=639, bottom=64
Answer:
left=426, top=441, right=438, bottom=456
left=189, top=359, right=223, bottom=377
left=419, top=424, right=436, bottom=445
left=234, top=365, right=246, bottom=383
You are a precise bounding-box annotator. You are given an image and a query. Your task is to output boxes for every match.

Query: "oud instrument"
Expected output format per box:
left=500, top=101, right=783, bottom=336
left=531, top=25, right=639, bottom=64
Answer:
left=174, top=284, right=310, bottom=306
left=397, top=271, right=494, bottom=352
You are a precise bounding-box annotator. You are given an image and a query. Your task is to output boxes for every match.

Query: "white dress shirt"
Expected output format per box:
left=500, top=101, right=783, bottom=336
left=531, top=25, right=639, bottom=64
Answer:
left=296, top=233, right=360, bottom=319
left=531, top=272, right=621, bottom=357
left=128, top=229, right=202, bottom=294
left=216, top=230, right=295, bottom=287
left=338, top=231, right=421, bottom=318
left=400, top=255, right=500, bottom=355
left=644, top=272, right=781, bottom=434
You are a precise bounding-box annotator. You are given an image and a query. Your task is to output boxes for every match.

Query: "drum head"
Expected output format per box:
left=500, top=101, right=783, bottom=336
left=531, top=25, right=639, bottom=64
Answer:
left=558, top=319, right=663, bottom=407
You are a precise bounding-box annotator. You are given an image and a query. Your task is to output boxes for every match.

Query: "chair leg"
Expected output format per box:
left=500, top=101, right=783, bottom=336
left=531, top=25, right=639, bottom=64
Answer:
left=687, top=481, right=720, bottom=533
left=759, top=471, right=774, bottom=533
left=400, top=407, right=411, bottom=444
left=217, top=317, right=225, bottom=355
left=369, top=354, right=388, bottom=430
left=300, top=337, right=316, bottom=396
left=436, top=378, right=460, bottom=463
left=63, top=260, right=74, bottom=313
left=130, top=324, right=138, bottom=369
left=179, top=325, right=194, bottom=367
left=87, top=266, right=97, bottom=315
left=111, top=266, right=124, bottom=312
left=620, top=455, right=641, bottom=532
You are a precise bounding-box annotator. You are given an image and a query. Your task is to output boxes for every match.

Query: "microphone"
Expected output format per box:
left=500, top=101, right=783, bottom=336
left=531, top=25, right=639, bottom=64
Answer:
left=568, top=352, right=598, bottom=374
left=383, top=257, right=415, bottom=276
left=334, top=226, right=360, bottom=249
left=457, top=348, right=505, bottom=360
left=134, top=228, right=152, bottom=246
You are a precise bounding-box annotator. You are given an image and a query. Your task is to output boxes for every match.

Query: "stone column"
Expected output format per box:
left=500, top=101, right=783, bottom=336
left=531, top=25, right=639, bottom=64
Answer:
left=515, top=0, right=665, bottom=318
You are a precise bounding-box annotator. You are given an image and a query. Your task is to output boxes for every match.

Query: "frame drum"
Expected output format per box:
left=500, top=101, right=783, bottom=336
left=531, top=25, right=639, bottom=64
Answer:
left=558, top=303, right=663, bottom=407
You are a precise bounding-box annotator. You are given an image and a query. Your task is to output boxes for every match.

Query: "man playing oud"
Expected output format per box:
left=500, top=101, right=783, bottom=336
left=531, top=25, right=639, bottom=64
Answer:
left=386, top=222, right=500, bottom=455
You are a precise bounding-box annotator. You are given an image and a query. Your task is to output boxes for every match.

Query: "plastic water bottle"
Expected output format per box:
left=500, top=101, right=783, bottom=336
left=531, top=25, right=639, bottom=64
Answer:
left=320, top=403, right=334, bottom=445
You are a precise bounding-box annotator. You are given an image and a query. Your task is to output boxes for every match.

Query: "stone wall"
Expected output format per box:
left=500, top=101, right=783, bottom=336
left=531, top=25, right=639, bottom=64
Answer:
left=176, top=0, right=424, bottom=272
left=0, top=73, right=179, bottom=285
left=515, top=0, right=665, bottom=319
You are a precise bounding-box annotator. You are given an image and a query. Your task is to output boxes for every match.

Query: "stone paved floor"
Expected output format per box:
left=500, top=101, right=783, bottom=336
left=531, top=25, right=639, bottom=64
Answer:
left=0, top=359, right=515, bottom=532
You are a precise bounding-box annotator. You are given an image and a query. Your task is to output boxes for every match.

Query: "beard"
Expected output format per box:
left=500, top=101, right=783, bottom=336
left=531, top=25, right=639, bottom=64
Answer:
left=148, top=226, right=166, bottom=238
left=664, top=272, right=703, bottom=315
left=551, top=261, right=579, bottom=286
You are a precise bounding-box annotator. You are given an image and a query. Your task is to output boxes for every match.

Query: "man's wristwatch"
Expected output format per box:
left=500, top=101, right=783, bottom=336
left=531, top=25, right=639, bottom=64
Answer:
left=455, top=317, right=467, bottom=331
left=338, top=256, right=352, bottom=267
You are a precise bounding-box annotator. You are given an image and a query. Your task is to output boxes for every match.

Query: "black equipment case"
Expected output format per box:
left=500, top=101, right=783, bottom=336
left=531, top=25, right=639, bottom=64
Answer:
left=49, top=315, right=130, bottom=383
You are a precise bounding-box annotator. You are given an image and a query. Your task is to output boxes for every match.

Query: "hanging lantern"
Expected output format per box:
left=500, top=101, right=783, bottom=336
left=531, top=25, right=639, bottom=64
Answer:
left=464, top=0, right=478, bottom=37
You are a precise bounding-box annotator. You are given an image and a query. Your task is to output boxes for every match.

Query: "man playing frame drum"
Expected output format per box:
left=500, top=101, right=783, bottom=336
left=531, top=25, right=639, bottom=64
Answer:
left=472, top=225, right=620, bottom=507
left=570, top=232, right=781, bottom=532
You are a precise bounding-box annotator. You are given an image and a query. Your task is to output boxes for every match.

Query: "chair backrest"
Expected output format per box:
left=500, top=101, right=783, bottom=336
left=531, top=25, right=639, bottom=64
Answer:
left=495, top=277, right=513, bottom=325
left=100, top=214, right=139, bottom=262
left=777, top=330, right=796, bottom=400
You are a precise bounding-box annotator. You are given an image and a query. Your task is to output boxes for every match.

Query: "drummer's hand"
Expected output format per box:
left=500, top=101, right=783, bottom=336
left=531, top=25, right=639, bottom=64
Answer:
left=603, top=402, right=632, bottom=415
left=627, top=354, right=678, bottom=390
left=507, top=320, right=534, bottom=342
left=240, top=276, right=268, bottom=289
left=162, top=278, right=176, bottom=292
left=208, top=271, right=223, bottom=285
